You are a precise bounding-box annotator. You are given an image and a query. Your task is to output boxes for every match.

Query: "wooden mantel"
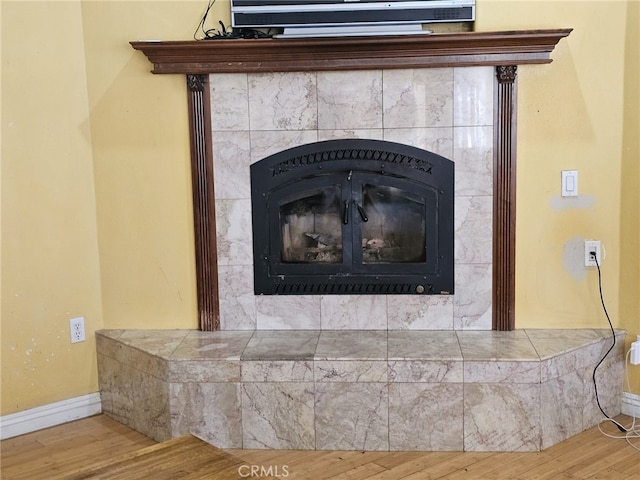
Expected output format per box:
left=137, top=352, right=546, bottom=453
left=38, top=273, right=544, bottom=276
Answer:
left=131, top=29, right=571, bottom=74
left=131, top=29, right=571, bottom=331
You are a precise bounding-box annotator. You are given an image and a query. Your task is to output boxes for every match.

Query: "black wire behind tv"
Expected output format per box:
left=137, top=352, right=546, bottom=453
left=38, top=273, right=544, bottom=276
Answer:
left=231, top=0, right=475, bottom=37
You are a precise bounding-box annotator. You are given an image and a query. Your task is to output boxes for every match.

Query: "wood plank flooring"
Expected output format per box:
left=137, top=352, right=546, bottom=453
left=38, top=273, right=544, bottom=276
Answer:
left=1, top=414, right=638, bottom=479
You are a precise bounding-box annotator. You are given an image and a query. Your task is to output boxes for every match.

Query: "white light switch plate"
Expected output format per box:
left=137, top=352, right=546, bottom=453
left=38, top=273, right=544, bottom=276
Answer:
left=561, top=170, right=578, bottom=197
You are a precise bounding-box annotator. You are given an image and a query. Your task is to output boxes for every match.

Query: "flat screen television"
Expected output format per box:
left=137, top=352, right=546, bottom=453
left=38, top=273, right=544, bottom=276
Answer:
left=230, top=0, right=476, bottom=37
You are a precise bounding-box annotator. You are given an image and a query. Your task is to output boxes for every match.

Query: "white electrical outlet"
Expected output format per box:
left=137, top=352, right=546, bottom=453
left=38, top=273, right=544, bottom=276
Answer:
left=584, top=240, right=601, bottom=267
left=70, top=317, right=86, bottom=343
left=631, top=341, right=640, bottom=366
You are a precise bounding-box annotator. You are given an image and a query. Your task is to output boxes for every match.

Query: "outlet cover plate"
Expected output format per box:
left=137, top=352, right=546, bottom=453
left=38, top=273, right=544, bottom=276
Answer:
left=70, top=317, right=86, bottom=343
left=584, top=240, right=601, bottom=267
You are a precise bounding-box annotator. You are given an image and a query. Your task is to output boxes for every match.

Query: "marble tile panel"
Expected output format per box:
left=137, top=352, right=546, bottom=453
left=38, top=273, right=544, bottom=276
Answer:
left=97, top=334, right=169, bottom=380
left=540, top=349, right=581, bottom=382
left=383, top=127, right=453, bottom=160
left=382, top=68, right=454, bottom=128
left=464, top=383, right=541, bottom=452
left=580, top=354, right=624, bottom=429
left=453, top=264, right=492, bottom=330
left=315, top=383, right=389, bottom=451
left=96, top=332, right=127, bottom=362
left=248, top=72, right=318, bottom=131
left=315, top=330, right=387, bottom=360
left=595, top=328, right=626, bottom=341
left=116, top=329, right=189, bottom=358
left=453, top=126, right=493, bottom=196
left=209, top=73, right=249, bottom=131
left=212, top=131, right=251, bottom=200
left=320, top=295, right=387, bottom=329
left=457, top=330, right=539, bottom=361
left=242, top=382, right=315, bottom=449
left=540, top=371, right=584, bottom=449
left=314, top=360, right=388, bottom=383
left=526, top=328, right=602, bottom=343
left=387, top=330, right=461, bottom=360
left=130, top=367, right=172, bottom=442
left=97, top=354, right=136, bottom=427
left=464, top=360, right=540, bottom=384
left=242, top=360, right=314, bottom=382
left=454, top=195, right=492, bottom=265
left=167, top=360, right=240, bottom=383
left=318, top=129, right=384, bottom=141
left=386, top=295, right=454, bottom=330
left=249, top=130, right=319, bottom=163
left=256, top=295, right=321, bottom=330
left=96, top=329, right=124, bottom=340
left=527, top=329, right=602, bottom=360
left=318, top=70, right=383, bottom=130
left=215, top=198, right=253, bottom=266
left=388, top=360, right=463, bottom=383
left=453, top=66, right=494, bottom=127
left=170, top=382, right=242, bottom=448
left=242, top=330, right=320, bottom=361
left=171, top=330, right=253, bottom=360
left=218, top=265, right=257, bottom=330
left=577, top=332, right=626, bottom=369
left=389, top=383, right=463, bottom=451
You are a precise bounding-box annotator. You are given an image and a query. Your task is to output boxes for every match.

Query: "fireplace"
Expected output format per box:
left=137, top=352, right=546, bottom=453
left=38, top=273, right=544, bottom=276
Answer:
left=251, top=138, right=454, bottom=295
left=131, top=29, right=572, bottom=330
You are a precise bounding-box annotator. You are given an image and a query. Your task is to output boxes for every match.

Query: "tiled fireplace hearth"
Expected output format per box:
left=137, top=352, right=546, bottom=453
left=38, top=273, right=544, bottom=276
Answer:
left=97, top=328, right=624, bottom=451
left=97, top=30, right=625, bottom=452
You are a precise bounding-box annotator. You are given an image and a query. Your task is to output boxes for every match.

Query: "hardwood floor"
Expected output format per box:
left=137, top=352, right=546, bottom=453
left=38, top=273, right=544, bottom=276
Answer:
left=1, top=414, right=638, bottom=479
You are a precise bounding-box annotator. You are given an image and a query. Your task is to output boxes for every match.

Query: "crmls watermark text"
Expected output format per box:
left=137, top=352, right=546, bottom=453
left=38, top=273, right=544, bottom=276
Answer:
left=238, top=464, right=290, bottom=478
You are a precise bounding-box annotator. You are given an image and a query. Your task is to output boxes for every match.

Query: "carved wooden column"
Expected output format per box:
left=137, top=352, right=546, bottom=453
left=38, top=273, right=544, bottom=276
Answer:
left=186, top=74, right=220, bottom=330
left=493, top=65, right=518, bottom=331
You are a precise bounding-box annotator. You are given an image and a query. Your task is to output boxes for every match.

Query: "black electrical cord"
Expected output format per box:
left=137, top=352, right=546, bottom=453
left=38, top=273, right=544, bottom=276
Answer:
left=591, top=251, right=627, bottom=433
left=193, top=0, right=218, bottom=40
left=193, top=0, right=272, bottom=40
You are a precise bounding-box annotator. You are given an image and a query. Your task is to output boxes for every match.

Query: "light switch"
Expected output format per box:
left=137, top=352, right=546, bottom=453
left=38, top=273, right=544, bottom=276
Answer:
left=561, top=170, right=578, bottom=197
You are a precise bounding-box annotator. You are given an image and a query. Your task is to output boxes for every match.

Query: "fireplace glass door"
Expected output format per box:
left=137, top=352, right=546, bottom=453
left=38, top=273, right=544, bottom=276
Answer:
left=357, top=181, right=427, bottom=265
left=279, top=182, right=344, bottom=265
left=273, top=173, right=438, bottom=275
left=251, top=138, right=454, bottom=295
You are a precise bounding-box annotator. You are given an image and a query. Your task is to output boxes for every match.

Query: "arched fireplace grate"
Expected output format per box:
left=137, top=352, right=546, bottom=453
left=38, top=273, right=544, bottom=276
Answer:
left=250, top=138, right=454, bottom=295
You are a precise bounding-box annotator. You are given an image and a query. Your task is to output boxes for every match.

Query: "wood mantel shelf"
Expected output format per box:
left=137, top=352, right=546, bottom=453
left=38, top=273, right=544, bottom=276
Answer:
left=131, top=29, right=572, bottom=74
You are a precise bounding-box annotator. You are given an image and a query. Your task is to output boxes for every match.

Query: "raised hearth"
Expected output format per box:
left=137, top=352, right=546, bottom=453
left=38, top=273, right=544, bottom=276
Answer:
left=97, top=328, right=624, bottom=452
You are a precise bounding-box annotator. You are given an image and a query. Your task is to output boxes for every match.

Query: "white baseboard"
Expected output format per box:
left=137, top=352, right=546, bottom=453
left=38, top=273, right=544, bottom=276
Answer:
left=621, top=391, right=640, bottom=418
left=0, top=393, right=102, bottom=440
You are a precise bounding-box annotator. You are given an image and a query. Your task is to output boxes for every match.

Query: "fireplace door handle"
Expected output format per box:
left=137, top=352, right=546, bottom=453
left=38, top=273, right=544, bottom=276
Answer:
left=355, top=203, right=368, bottom=222
left=343, top=201, right=349, bottom=225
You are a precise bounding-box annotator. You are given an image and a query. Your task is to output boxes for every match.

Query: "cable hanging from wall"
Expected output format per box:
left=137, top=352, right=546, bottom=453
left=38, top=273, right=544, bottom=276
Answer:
left=193, top=0, right=272, bottom=40
left=589, top=251, right=639, bottom=450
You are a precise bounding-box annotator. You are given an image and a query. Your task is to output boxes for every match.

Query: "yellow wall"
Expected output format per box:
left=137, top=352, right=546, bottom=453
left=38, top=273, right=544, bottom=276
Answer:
left=619, top=0, right=640, bottom=394
left=1, top=0, right=638, bottom=416
left=477, top=0, right=639, bottom=393
left=1, top=1, right=103, bottom=414
left=80, top=1, right=206, bottom=330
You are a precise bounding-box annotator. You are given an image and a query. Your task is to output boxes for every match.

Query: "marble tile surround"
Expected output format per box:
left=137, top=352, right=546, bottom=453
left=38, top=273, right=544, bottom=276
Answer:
left=210, top=67, right=494, bottom=331
left=97, top=328, right=625, bottom=452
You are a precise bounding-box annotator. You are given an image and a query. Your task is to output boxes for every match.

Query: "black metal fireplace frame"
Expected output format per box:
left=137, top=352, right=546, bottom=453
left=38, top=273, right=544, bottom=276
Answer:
left=250, top=139, right=454, bottom=295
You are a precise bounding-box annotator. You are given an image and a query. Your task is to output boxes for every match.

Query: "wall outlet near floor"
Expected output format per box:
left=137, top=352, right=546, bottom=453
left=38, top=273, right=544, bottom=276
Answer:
left=584, top=240, right=602, bottom=267
left=631, top=341, right=640, bottom=366
left=69, top=317, right=86, bottom=343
